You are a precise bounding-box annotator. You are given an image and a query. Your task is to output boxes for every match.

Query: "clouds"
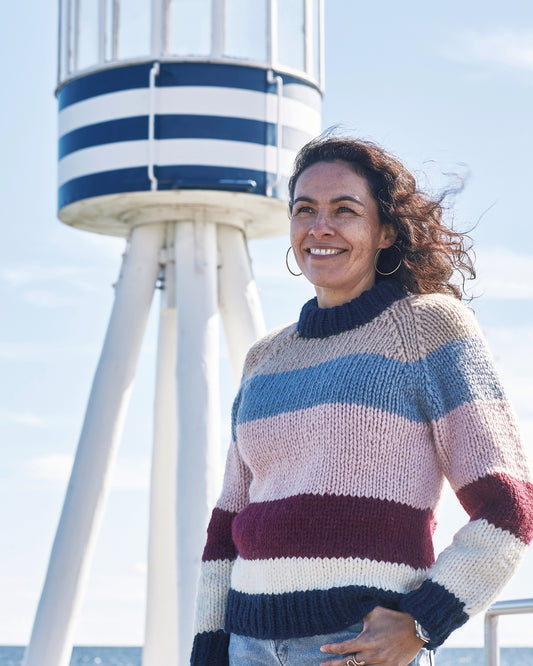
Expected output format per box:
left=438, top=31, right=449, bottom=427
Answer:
left=445, top=28, right=533, bottom=72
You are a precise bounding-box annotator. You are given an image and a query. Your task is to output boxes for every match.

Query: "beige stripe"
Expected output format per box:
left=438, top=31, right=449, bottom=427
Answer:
left=230, top=555, right=428, bottom=595
left=243, top=293, right=483, bottom=378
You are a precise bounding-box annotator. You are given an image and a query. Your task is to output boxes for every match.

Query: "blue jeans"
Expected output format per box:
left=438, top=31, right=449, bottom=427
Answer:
left=228, top=621, right=435, bottom=665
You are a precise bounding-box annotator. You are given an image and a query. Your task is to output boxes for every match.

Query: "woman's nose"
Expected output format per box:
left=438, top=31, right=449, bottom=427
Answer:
left=309, top=212, right=334, bottom=237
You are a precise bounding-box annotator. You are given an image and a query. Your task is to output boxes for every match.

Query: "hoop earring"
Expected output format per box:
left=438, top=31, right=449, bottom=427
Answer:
left=374, top=244, right=402, bottom=276
left=285, top=247, right=302, bottom=276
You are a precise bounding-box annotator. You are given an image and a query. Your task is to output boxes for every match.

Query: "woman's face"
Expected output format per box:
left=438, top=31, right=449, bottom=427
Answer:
left=290, top=160, right=396, bottom=308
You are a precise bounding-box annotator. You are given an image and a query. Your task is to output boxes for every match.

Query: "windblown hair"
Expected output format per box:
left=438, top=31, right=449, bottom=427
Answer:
left=288, top=135, right=475, bottom=300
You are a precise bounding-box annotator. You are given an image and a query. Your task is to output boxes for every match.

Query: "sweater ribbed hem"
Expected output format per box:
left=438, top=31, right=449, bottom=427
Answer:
left=297, top=279, right=407, bottom=338
left=399, top=579, right=468, bottom=648
left=190, top=629, right=230, bottom=666
left=225, top=585, right=402, bottom=639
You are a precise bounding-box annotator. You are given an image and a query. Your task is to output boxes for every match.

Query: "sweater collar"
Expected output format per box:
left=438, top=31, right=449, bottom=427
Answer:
left=297, top=279, right=407, bottom=339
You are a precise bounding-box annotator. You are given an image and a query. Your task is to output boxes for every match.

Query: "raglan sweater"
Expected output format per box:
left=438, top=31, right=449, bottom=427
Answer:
left=191, top=280, right=533, bottom=664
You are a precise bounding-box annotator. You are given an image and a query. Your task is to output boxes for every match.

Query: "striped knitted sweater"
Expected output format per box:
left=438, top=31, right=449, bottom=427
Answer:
left=191, top=280, right=533, bottom=664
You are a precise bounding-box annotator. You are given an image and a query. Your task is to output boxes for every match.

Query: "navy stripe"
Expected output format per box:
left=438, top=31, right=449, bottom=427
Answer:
left=58, top=116, right=148, bottom=159
left=191, top=630, right=230, bottom=665
left=226, top=579, right=466, bottom=648
left=58, top=61, right=321, bottom=110
left=58, top=166, right=289, bottom=208
left=58, top=167, right=151, bottom=208
left=225, top=585, right=403, bottom=640
left=58, top=115, right=311, bottom=159
left=236, top=338, right=504, bottom=425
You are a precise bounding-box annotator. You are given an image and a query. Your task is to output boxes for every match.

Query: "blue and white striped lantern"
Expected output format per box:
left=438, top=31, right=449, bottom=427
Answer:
left=57, top=61, right=321, bottom=237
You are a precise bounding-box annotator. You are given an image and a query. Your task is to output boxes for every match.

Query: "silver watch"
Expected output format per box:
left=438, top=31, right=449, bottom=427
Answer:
left=414, top=619, right=431, bottom=643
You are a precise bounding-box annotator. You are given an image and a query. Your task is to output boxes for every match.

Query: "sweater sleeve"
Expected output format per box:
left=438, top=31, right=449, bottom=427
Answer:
left=191, top=389, right=252, bottom=665
left=398, top=295, right=533, bottom=648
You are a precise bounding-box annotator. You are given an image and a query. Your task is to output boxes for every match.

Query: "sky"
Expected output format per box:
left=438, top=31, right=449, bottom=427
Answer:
left=1, top=0, right=533, bottom=651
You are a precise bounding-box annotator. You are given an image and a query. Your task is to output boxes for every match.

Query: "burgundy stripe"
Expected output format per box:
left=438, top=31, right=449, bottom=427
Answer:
left=456, top=472, right=533, bottom=544
left=202, top=507, right=238, bottom=561
left=231, top=494, right=436, bottom=569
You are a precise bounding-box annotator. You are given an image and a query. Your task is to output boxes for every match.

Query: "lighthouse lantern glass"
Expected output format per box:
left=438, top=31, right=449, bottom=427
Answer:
left=169, top=0, right=212, bottom=56
left=76, top=0, right=99, bottom=70
left=225, top=0, right=267, bottom=62
left=118, top=0, right=150, bottom=59
left=277, top=0, right=305, bottom=71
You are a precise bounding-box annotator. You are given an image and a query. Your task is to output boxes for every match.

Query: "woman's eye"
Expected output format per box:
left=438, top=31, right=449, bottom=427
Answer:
left=294, top=206, right=314, bottom=215
left=337, top=206, right=355, bottom=214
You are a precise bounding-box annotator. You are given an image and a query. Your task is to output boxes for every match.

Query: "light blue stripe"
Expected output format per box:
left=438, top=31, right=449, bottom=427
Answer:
left=236, top=338, right=504, bottom=425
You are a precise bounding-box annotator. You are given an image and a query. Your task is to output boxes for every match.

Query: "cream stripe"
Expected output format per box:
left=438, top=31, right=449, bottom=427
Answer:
left=194, top=559, right=233, bottom=634
left=230, top=555, right=428, bottom=595
left=429, top=519, right=527, bottom=615
left=58, top=139, right=296, bottom=188
left=58, top=86, right=320, bottom=138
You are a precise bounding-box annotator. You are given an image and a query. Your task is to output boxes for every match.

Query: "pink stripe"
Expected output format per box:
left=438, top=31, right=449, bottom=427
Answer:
left=433, top=400, right=530, bottom=489
left=457, top=472, right=533, bottom=543
left=231, top=493, right=436, bottom=569
left=236, top=403, right=439, bottom=509
left=202, top=508, right=238, bottom=562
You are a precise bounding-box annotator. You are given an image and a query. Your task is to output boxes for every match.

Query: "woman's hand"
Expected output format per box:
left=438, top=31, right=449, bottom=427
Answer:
left=320, top=606, right=425, bottom=666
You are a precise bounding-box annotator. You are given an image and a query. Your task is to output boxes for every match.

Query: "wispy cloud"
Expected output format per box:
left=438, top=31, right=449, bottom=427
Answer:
left=445, top=28, right=533, bottom=71
left=474, top=247, right=533, bottom=299
left=27, top=453, right=151, bottom=490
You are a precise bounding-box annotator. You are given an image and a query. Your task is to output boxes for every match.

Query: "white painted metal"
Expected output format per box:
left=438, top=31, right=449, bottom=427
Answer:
left=22, top=223, right=166, bottom=666
left=318, top=0, right=325, bottom=89
left=266, top=69, right=283, bottom=197
left=218, top=224, right=266, bottom=384
left=484, top=598, right=533, bottom=666
left=148, top=61, right=160, bottom=191
left=175, top=217, right=221, bottom=664
left=212, top=0, right=225, bottom=58
left=151, top=0, right=165, bottom=57
left=98, top=0, right=106, bottom=64
left=143, top=226, right=179, bottom=666
left=304, top=0, right=313, bottom=76
left=269, top=0, right=278, bottom=68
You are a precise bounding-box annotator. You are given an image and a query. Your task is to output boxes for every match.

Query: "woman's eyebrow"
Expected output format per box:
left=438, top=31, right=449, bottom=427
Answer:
left=293, top=195, right=364, bottom=206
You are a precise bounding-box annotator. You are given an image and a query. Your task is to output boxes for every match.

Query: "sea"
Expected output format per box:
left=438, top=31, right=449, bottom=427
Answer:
left=1, top=646, right=533, bottom=665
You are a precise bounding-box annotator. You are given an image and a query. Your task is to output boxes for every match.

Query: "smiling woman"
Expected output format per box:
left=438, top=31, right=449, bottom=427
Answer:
left=190, top=136, right=533, bottom=666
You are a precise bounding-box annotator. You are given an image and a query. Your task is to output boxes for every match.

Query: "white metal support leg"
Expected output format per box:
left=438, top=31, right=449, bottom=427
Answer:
left=175, top=218, right=221, bottom=664
left=23, top=223, right=166, bottom=666
left=218, top=224, right=266, bottom=384
left=143, top=225, right=179, bottom=666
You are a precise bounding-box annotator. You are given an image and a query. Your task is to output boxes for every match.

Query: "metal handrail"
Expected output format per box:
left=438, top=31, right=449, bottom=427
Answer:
left=484, top=598, right=533, bottom=666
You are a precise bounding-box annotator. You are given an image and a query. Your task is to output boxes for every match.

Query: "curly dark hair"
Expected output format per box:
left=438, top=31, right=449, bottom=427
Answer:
left=288, top=135, right=475, bottom=300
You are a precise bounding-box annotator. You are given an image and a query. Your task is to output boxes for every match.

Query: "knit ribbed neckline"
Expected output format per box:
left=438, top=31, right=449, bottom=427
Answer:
left=297, top=279, right=407, bottom=339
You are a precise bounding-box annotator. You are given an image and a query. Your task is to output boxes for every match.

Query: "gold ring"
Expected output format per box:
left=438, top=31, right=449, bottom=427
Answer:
left=347, top=658, right=365, bottom=666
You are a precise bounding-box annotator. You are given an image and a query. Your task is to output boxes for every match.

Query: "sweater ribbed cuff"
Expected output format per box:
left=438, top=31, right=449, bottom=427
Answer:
left=190, top=629, right=230, bottom=666
left=398, top=579, right=469, bottom=648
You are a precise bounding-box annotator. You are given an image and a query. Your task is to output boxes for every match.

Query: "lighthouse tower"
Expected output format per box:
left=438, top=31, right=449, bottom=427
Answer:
left=24, top=1, right=323, bottom=665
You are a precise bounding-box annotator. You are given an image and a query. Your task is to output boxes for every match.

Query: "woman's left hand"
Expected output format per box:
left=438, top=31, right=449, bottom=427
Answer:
left=319, top=606, right=426, bottom=666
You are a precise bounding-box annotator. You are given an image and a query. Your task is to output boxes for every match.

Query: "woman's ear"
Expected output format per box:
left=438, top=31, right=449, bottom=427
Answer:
left=380, top=224, right=398, bottom=249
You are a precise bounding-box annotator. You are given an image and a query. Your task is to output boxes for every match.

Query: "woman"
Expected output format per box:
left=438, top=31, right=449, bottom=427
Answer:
left=191, top=136, right=533, bottom=665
